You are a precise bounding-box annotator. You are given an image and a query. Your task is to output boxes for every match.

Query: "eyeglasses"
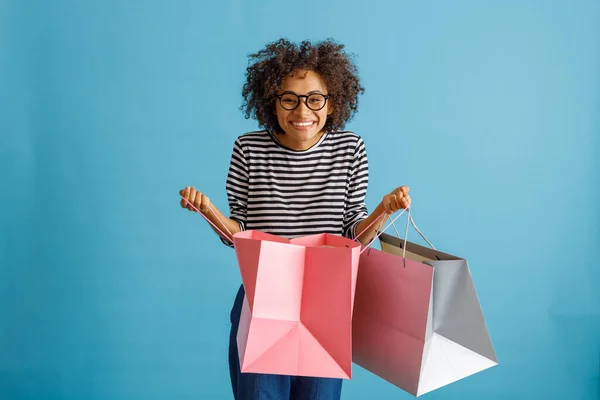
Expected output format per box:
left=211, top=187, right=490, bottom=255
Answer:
left=276, top=93, right=329, bottom=111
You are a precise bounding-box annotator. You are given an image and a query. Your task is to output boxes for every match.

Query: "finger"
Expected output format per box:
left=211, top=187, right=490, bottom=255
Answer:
left=179, top=188, right=187, bottom=207
left=391, top=194, right=401, bottom=212
left=393, top=186, right=407, bottom=196
left=187, top=188, right=197, bottom=211
left=382, top=195, right=392, bottom=214
left=200, top=194, right=211, bottom=214
left=193, top=191, right=204, bottom=212
left=400, top=196, right=410, bottom=209
left=404, top=194, right=411, bottom=208
left=400, top=186, right=410, bottom=195
left=180, top=186, right=190, bottom=208
left=388, top=194, right=396, bottom=213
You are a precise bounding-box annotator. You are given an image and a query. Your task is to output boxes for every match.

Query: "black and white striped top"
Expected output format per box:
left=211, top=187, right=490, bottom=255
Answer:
left=224, top=130, right=369, bottom=241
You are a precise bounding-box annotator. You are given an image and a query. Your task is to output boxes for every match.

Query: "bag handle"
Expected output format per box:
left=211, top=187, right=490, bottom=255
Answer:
left=398, top=209, right=435, bottom=267
left=180, top=197, right=235, bottom=244
left=359, top=209, right=408, bottom=255
left=362, top=208, right=436, bottom=267
left=389, top=211, right=436, bottom=250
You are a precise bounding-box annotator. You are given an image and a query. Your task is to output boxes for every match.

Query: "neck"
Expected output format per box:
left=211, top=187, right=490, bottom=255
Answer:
left=275, top=131, right=325, bottom=151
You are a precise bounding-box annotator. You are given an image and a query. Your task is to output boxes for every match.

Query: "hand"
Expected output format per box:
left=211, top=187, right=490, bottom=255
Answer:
left=381, top=186, right=411, bottom=214
left=179, top=186, right=211, bottom=213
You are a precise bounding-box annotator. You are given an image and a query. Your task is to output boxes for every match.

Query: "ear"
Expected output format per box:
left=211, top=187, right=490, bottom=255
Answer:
left=326, top=103, right=334, bottom=116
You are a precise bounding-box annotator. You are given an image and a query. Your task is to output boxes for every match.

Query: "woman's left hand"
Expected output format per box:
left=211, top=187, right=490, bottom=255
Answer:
left=381, top=186, right=411, bottom=214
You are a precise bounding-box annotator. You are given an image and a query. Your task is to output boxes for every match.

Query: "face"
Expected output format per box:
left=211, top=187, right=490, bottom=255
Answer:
left=274, top=70, right=333, bottom=150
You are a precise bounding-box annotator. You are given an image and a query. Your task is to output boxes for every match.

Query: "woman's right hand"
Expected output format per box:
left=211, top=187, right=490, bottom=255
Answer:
left=179, top=186, right=211, bottom=214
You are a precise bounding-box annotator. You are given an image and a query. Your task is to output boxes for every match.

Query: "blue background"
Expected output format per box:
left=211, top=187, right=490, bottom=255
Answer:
left=1, top=0, right=599, bottom=399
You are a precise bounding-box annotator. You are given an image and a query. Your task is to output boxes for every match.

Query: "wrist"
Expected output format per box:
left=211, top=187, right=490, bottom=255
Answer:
left=374, top=202, right=388, bottom=218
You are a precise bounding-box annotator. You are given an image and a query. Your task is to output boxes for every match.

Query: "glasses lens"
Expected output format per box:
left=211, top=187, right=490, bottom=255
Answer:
left=280, top=94, right=299, bottom=110
left=307, top=94, right=326, bottom=110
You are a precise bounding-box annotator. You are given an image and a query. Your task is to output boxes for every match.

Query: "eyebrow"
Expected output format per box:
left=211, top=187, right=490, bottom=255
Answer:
left=280, top=90, right=325, bottom=95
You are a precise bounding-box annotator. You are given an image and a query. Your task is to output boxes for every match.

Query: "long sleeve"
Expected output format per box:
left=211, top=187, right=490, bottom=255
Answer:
left=220, top=139, right=249, bottom=246
left=342, top=138, right=369, bottom=239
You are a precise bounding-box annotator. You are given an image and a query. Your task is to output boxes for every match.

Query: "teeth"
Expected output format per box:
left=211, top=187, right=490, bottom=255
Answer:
left=292, top=122, right=314, bottom=127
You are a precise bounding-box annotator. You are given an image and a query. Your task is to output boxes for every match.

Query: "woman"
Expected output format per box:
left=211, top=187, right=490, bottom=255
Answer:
left=179, top=38, right=410, bottom=400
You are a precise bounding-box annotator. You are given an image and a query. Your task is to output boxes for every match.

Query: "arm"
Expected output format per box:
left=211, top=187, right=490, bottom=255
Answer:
left=342, top=138, right=370, bottom=241
left=179, top=138, right=249, bottom=244
left=354, top=186, right=410, bottom=245
left=342, top=138, right=411, bottom=245
left=179, top=187, right=241, bottom=243
left=354, top=203, right=388, bottom=245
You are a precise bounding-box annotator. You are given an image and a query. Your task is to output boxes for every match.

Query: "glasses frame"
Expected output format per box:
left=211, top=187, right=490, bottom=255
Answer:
left=275, top=93, right=330, bottom=111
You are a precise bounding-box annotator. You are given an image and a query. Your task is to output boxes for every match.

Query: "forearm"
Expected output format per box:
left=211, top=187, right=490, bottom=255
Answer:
left=354, top=202, right=388, bottom=245
left=204, top=204, right=242, bottom=242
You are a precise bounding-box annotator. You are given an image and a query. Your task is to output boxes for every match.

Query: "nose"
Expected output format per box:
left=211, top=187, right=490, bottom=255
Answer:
left=293, top=99, right=311, bottom=115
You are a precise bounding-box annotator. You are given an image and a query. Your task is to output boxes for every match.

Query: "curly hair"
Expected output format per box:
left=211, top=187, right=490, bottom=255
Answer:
left=241, top=38, right=365, bottom=134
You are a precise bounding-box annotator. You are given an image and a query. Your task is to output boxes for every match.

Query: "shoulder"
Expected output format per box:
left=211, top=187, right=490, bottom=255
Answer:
left=325, top=130, right=366, bottom=152
left=327, top=130, right=362, bottom=141
left=235, top=130, right=270, bottom=145
left=327, top=130, right=364, bottom=144
left=231, top=130, right=272, bottom=154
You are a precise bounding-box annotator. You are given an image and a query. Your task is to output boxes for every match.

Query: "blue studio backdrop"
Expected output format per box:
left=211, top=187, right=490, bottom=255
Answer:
left=1, top=1, right=599, bottom=399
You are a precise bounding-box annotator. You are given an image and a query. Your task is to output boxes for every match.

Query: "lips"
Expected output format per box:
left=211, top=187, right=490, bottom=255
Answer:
left=291, top=121, right=316, bottom=129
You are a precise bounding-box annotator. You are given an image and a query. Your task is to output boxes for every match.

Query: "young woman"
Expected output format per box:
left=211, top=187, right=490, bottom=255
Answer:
left=179, top=38, right=410, bottom=400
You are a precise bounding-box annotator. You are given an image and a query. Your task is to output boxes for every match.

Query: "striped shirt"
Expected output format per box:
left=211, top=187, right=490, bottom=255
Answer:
left=224, top=130, right=369, bottom=241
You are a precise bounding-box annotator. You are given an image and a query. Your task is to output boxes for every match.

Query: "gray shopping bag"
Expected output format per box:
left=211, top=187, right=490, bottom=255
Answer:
left=353, top=226, right=498, bottom=397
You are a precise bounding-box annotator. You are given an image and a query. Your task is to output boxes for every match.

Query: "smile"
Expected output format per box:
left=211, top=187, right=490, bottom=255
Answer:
left=291, top=121, right=315, bottom=127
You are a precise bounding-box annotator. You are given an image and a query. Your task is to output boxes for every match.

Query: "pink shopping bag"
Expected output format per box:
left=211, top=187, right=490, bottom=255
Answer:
left=233, top=230, right=361, bottom=379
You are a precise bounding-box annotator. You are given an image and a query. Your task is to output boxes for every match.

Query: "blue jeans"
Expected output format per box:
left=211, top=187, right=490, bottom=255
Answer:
left=228, top=285, right=343, bottom=400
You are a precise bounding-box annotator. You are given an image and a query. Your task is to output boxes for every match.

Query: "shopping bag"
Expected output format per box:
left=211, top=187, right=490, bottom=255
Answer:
left=233, top=230, right=361, bottom=378
left=352, top=219, right=498, bottom=396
